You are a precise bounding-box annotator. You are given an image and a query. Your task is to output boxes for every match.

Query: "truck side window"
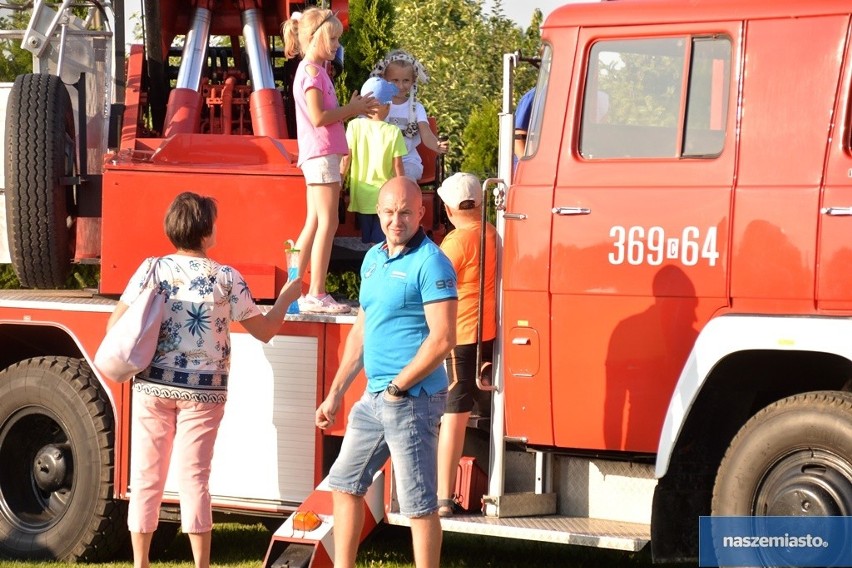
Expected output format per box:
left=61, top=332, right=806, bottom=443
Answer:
left=580, top=36, right=731, bottom=159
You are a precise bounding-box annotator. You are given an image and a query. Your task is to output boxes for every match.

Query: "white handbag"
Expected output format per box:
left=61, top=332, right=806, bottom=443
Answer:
left=94, top=259, right=166, bottom=383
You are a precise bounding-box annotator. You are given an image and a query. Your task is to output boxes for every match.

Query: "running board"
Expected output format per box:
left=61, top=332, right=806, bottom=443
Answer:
left=387, top=512, right=650, bottom=552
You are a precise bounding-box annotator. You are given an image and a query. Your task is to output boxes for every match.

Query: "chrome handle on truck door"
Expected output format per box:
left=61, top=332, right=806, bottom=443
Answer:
left=821, top=207, right=852, bottom=216
left=552, top=207, right=592, bottom=216
left=503, top=213, right=528, bottom=221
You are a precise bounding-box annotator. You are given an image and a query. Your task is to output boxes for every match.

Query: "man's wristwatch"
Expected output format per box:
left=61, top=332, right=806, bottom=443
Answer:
left=386, top=383, right=407, bottom=397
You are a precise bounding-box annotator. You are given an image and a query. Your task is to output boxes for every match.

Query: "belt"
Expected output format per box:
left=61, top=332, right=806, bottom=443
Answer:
left=137, top=365, right=229, bottom=390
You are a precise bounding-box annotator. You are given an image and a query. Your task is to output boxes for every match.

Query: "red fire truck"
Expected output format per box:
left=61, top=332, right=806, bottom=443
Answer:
left=3, top=0, right=852, bottom=566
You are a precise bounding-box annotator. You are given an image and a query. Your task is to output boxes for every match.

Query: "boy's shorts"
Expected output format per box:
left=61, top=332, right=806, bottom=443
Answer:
left=445, top=340, right=493, bottom=414
left=356, top=213, right=384, bottom=244
left=301, top=154, right=342, bottom=185
left=328, top=388, right=447, bottom=517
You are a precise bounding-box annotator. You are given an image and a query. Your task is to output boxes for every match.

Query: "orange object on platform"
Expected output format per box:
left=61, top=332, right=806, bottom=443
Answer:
left=292, top=511, right=322, bottom=532
left=454, top=456, right=487, bottom=512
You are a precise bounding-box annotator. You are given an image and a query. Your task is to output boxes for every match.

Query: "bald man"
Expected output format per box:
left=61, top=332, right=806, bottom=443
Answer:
left=315, top=177, right=458, bottom=568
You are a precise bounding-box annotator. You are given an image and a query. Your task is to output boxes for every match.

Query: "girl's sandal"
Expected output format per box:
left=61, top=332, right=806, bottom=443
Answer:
left=437, top=498, right=456, bottom=518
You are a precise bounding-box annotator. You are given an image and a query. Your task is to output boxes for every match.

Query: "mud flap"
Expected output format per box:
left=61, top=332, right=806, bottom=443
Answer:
left=262, top=471, right=386, bottom=568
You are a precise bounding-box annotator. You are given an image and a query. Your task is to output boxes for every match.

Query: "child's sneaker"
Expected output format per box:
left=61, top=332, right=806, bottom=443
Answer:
left=298, top=293, right=351, bottom=314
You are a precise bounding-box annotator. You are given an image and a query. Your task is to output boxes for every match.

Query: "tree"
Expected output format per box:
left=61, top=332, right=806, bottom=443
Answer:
left=390, top=0, right=532, bottom=171
left=456, top=8, right=541, bottom=177
left=514, top=8, right=543, bottom=98
left=339, top=0, right=396, bottom=101
left=460, top=97, right=499, bottom=179
left=0, top=4, right=34, bottom=81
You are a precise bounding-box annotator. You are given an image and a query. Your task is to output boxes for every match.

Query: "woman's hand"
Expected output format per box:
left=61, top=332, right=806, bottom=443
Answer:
left=279, top=277, right=302, bottom=306
left=347, top=91, right=380, bottom=118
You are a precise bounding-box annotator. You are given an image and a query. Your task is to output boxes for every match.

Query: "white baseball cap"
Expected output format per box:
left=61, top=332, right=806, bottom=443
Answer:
left=437, top=172, right=482, bottom=210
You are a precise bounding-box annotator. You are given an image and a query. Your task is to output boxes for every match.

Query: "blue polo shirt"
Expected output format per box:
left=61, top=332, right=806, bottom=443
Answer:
left=515, top=87, right=536, bottom=130
left=360, top=228, right=457, bottom=396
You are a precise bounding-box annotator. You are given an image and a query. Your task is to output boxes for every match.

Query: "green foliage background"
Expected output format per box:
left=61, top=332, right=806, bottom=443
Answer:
left=387, top=0, right=541, bottom=176
left=461, top=98, right=500, bottom=179
left=0, top=4, right=32, bottom=81
left=340, top=0, right=541, bottom=178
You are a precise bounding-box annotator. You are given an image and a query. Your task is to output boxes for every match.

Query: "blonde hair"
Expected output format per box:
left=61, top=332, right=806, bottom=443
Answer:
left=386, top=58, right=413, bottom=75
left=281, top=8, right=342, bottom=60
left=371, top=50, right=430, bottom=138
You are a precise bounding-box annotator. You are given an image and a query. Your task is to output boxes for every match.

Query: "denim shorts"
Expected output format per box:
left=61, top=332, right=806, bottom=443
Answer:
left=301, top=154, right=342, bottom=184
left=328, top=388, right=447, bottom=517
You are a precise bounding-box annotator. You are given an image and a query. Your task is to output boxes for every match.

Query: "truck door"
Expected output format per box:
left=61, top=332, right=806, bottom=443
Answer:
left=818, top=18, right=852, bottom=311
left=502, top=34, right=576, bottom=446
left=549, top=26, right=737, bottom=452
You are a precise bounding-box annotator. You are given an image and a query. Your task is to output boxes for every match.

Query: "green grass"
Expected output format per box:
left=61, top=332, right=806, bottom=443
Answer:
left=0, top=522, right=685, bottom=568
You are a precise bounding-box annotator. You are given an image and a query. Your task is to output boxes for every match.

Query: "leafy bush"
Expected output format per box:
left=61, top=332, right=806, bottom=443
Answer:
left=461, top=98, right=500, bottom=179
left=0, top=264, right=19, bottom=289
left=326, top=271, right=360, bottom=300
left=0, top=264, right=99, bottom=290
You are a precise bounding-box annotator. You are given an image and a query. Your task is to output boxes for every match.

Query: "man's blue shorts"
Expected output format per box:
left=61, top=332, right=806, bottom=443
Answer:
left=328, top=389, right=447, bottom=517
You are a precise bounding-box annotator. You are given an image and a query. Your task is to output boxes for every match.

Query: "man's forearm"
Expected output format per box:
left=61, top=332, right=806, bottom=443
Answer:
left=392, top=333, right=455, bottom=391
left=328, top=354, right=364, bottom=399
left=328, top=314, right=366, bottom=399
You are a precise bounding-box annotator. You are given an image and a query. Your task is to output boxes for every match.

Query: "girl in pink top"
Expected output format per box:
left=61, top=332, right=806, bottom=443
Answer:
left=282, top=8, right=378, bottom=313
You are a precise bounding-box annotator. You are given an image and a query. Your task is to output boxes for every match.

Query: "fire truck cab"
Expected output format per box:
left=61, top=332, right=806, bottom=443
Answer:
left=493, top=0, right=852, bottom=561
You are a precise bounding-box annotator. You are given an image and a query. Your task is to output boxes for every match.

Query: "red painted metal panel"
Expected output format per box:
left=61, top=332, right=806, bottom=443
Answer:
left=817, top=18, right=852, bottom=311
left=731, top=16, right=847, bottom=306
left=100, top=163, right=305, bottom=297
left=502, top=291, right=554, bottom=446
left=541, top=21, right=738, bottom=451
left=546, top=0, right=852, bottom=30
left=321, top=321, right=365, bottom=442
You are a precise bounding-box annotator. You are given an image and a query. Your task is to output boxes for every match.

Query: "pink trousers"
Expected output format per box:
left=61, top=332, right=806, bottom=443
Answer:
left=127, top=391, right=225, bottom=534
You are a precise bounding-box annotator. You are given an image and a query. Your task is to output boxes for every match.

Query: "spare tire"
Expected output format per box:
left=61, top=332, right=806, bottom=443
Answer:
left=4, top=73, right=77, bottom=289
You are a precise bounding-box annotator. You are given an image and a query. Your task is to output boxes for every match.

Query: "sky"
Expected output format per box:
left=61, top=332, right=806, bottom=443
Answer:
left=483, top=0, right=585, bottom=29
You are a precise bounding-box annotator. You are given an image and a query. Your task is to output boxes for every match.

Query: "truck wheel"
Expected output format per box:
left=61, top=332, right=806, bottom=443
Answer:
left=0, top=356, right=126, bottom=561
left=712, top=391, right=852, bottom=517
left=711, top=391, right=852, bottom=566
left=4, top=73, right=76, bottom=289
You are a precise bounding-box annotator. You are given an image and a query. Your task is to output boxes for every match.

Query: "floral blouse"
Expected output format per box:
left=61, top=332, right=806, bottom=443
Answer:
left=119, top=255, right=261, bottom=402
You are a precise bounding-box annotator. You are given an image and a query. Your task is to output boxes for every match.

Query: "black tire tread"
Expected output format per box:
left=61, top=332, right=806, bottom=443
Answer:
left=712, top=390, right=852, bottom=513
left=4, top=74, right=74, bottom=289
left=0, top=356, right=126, bottom=561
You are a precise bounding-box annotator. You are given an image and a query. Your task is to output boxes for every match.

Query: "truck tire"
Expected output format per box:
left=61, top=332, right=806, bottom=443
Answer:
left=711, top=392, right=852, bottom=566
left=4, top=73, right=76, bottom=289
left=0, top=356, right=126, bottom=561
left=712, top=391, right=852, bottom=517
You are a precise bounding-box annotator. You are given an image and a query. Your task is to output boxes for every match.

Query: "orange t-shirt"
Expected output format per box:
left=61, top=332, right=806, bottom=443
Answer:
left=439, top=222, right=497, bottom=345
